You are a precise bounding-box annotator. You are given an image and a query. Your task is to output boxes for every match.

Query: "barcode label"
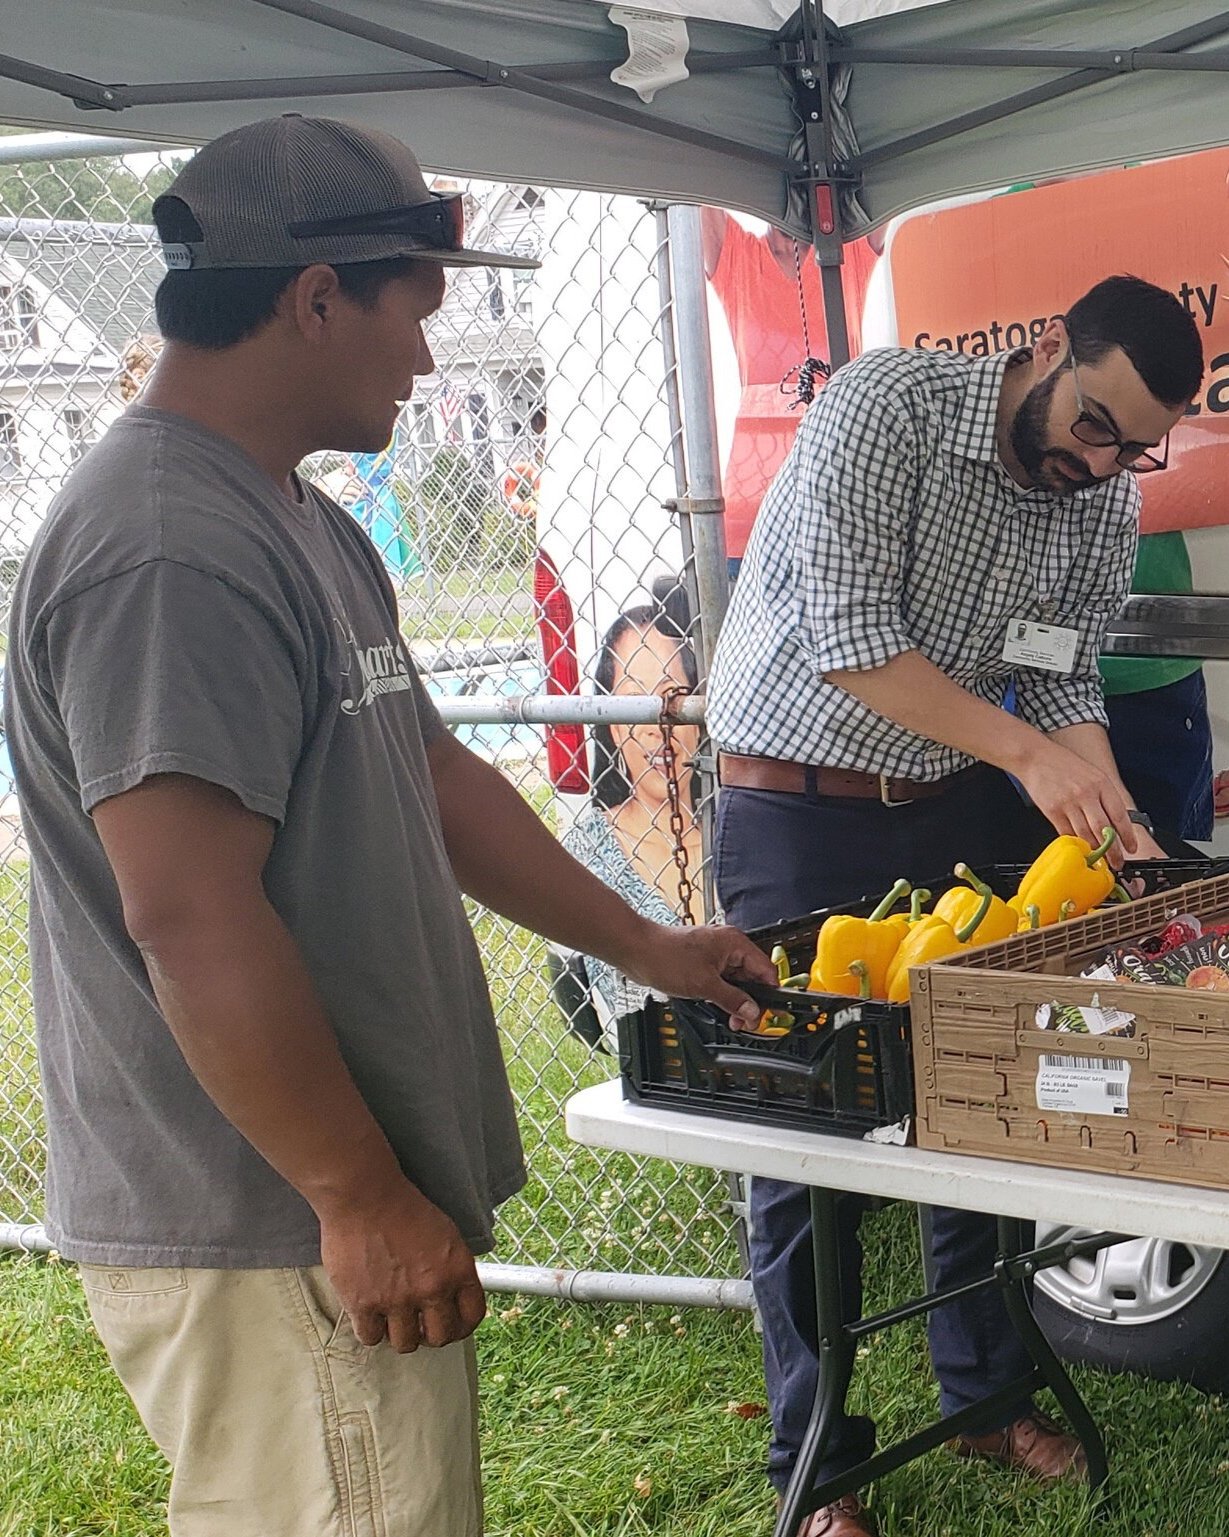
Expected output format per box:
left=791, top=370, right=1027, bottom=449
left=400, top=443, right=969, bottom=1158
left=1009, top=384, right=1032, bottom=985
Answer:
left=1036, top=1054, right=1130, bottom=1118
left=1042, top=1054, right=1127, bottom=1071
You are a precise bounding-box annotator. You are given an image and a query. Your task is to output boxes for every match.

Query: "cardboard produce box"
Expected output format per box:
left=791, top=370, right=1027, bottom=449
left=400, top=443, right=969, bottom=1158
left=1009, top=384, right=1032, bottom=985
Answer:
left=911, top=873, right=1229, bottom=1187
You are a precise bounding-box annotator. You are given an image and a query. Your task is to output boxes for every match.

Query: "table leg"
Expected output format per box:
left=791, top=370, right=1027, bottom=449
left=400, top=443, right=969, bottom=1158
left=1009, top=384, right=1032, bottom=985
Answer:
left=773, top=1186, right=854, bottom=1537
left=771, top=1201, right=1109, bottom=1537
left=996, top=1215, right=1109, bottom=1490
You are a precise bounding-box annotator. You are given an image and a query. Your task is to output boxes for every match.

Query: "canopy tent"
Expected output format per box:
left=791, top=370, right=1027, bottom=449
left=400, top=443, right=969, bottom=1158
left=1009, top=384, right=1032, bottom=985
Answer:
left=4, top=0, right=1229, bottom=662
left=4, top=2, right=1229, bottom=243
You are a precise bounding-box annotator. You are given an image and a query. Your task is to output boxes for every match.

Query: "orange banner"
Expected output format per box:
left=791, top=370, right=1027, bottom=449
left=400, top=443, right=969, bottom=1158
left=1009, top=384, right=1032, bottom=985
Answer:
left=888, top=151, right=1229, bottom=533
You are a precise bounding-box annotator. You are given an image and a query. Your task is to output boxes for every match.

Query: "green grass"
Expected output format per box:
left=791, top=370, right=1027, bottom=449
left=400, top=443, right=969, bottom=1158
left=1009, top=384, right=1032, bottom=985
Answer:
left=6, top=1208, right=1229, bottom=1535
left=398, top=565, right=533, bottom=648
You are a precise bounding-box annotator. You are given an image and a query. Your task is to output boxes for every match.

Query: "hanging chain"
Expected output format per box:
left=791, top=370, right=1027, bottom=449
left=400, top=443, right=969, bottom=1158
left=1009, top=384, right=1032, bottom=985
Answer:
left=658, top=684, right=697, bottom=926
left=780, top=237, right=831, bottom=411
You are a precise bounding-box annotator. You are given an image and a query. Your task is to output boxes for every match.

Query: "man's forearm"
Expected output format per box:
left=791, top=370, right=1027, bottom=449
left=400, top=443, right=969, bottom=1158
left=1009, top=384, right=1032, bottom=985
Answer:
left=1048, top=721, right=1131, bottom=801
left=829, top=651, right=1155, bottom=855
left=826, top=649, right=1044, bottom=776
left=429, top=732, right=655, bottom=972
left=136, top=898, right=413, bottom=1222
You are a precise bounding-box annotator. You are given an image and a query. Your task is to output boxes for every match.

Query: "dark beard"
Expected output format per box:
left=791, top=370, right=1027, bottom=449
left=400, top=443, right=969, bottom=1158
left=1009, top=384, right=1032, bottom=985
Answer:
left=1010, top=368, right=1100, bottom=497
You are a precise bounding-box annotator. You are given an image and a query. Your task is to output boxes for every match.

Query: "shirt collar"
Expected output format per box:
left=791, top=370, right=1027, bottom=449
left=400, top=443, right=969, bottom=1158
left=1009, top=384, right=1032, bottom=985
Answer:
left=947, top=348, right=1102, bottom=506
left=945, top=348, right=1023, bottom=466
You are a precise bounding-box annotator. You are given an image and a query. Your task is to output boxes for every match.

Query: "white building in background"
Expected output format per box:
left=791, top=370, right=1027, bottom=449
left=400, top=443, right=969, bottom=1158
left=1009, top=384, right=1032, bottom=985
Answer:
left=406, top=181, right=546, bottom=488
left=0, top=191, right=548, bottom=593
left=0, top=221, right=164, bottom=576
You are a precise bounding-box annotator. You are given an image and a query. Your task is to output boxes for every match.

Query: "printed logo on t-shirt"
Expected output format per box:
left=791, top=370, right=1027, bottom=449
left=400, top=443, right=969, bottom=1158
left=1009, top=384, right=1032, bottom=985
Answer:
left=336, top=619, right=417, bottom=715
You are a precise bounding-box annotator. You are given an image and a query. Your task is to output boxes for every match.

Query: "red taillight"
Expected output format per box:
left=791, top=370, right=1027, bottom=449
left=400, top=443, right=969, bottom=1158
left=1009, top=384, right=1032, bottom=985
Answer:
left=533, top=550, right=589, bottom=794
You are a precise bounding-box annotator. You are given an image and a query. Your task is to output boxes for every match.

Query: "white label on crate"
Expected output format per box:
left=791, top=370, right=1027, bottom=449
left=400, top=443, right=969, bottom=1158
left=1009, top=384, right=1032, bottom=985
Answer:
left=1036, top=1054, right=1130, bottom=1117
left=1035, top=998, right=1136, bottom=1037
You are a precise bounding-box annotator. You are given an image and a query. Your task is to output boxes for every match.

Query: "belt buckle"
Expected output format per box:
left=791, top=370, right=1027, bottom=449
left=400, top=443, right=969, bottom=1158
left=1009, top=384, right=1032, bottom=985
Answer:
left=879, top=774, right=914, bottom=808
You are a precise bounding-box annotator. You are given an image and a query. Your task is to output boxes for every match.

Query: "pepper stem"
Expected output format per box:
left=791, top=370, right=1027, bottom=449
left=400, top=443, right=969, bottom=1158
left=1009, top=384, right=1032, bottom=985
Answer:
left=1085, top=827, right=1116, bottom=868
left=910, top=889, right=931, bottom=923
left=1108, top=883, right=1132, bottom=903
left=953, top=861, right=991, bottom=897
left=848, top=959, right=873, bottom=1000
left=869, top=878, right=912, bottom=923
left=1024, top=904, right=1041, bottom=931
left=770, top=944, right=790, bottom=985
left=955, top=885, right=993, bottom=944
left=1058, top=899, right=1077, bottom=922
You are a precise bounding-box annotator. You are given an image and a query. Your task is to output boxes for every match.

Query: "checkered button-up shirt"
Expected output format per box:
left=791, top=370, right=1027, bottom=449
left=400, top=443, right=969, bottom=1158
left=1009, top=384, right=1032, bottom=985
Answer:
left=706, top=347, right=1141, bottom=781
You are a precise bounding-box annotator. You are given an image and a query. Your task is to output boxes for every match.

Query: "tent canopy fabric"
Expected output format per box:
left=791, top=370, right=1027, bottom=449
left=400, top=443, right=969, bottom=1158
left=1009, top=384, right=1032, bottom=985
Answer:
left=3, top=2, right=1229, bottom=237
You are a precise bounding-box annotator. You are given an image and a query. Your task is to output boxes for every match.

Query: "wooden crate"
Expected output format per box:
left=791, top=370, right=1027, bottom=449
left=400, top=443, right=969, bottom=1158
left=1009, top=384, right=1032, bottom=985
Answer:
left=910, top=873, right=1229, bottom=1187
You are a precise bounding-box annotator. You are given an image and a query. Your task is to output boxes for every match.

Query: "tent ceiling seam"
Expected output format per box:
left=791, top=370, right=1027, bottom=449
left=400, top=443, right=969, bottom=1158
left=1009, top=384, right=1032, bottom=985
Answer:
left=248, top=0, right=786, bottom=171
left=844, top=7, right=1229, bottom=174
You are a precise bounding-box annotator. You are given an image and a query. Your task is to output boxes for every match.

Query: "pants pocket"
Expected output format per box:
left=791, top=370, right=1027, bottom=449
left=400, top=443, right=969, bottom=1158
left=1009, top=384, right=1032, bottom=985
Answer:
left=79, top=1264, right=188, bottom=1308
left=292, top=1266, right=375, bottom=1364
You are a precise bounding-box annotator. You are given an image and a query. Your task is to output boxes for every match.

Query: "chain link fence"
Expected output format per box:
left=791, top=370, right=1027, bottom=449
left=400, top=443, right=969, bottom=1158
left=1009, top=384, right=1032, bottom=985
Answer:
left=0, top=141, right=742, bottom=1285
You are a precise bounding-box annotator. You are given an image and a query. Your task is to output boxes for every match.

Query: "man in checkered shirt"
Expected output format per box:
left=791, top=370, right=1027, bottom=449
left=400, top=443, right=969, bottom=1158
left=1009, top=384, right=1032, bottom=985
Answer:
left=707, top=276, right=1203, bottom=1537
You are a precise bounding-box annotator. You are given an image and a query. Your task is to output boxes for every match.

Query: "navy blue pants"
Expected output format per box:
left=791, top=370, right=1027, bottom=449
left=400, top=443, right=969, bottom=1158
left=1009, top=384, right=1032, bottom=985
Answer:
left=1105, top=670, right=1213, bottom=842
left=714, top=767, right=1051, bottom=1493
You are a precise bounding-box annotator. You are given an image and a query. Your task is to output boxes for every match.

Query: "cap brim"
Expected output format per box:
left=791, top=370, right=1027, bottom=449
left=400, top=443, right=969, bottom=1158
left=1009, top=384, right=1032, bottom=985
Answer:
left=414, top=246, right=539, bottom=271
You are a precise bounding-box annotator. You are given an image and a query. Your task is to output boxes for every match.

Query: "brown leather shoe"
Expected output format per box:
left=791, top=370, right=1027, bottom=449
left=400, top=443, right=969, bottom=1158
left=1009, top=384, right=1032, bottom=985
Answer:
left=950, top=1411, right=1087, bottom=1482
left=777, top=1493, right=875, bottom=1537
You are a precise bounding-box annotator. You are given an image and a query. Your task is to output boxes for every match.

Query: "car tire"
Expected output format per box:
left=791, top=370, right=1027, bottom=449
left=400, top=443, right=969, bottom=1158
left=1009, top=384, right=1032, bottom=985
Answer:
left=1031, top=1224, right=1229, bottom=1394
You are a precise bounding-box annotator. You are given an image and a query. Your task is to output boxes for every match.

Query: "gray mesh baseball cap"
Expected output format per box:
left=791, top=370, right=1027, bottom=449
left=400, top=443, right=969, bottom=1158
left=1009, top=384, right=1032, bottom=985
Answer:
left=154, top=114, right=538, bottom=273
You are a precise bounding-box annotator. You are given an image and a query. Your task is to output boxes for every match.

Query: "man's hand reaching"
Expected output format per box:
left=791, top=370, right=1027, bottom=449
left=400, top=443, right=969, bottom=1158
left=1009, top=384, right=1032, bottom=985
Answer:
left=618, top=921, right=779, bottom=1027
left=1012, top=738, right=1141, bottom=867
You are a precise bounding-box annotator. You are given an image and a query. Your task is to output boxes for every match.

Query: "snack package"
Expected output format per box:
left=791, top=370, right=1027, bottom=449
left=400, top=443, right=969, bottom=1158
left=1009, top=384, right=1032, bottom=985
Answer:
left=1091, top=930, right=1229, bottom=991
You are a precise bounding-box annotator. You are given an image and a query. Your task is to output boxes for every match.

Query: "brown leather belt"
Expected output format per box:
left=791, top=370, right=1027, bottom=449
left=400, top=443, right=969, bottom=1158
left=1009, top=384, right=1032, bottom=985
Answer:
left=717, top=752, right=981, bottom=806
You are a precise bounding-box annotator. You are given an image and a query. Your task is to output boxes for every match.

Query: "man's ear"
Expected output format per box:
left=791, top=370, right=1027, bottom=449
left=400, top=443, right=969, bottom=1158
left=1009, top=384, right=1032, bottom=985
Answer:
left=285, top=264, right=344, bottom=340
left=1032, top=314, right=1068, bottom=376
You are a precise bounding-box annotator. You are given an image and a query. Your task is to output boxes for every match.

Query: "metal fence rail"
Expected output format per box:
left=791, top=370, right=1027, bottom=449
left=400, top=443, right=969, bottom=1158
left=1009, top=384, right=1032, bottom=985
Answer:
left=0, top=137, right=744, bottom=1290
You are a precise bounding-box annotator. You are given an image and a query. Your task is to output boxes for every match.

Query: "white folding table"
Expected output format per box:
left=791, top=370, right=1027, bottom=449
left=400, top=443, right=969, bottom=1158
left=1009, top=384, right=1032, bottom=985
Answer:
left=566, top=1079, right=1229, bottom=1535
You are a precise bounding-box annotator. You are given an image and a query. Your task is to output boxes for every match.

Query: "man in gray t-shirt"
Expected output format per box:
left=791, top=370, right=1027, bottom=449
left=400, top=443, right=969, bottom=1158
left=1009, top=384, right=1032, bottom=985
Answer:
left=6, top=116, right=774, bottom=1537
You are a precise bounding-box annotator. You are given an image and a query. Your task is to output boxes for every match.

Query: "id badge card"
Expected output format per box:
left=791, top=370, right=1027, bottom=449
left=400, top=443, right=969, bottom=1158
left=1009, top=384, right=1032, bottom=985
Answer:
left=1001, top=619, right=1079, bottom=675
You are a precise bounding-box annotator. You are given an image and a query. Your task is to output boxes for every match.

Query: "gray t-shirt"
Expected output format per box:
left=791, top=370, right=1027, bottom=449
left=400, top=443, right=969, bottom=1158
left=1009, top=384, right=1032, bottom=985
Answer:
left=5, top=407, right=525, bottom=1267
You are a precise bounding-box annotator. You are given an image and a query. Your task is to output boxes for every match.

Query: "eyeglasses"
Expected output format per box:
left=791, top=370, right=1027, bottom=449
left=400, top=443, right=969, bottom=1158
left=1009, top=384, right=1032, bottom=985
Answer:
left=1068, top=351, right=1169, bottom=473
left=287, top=191, right=465, bottom=251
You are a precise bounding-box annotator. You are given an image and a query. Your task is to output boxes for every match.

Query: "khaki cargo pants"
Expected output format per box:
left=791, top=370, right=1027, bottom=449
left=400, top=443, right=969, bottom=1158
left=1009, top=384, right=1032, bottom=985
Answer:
left=80, top=1262, right=482, bottom=1537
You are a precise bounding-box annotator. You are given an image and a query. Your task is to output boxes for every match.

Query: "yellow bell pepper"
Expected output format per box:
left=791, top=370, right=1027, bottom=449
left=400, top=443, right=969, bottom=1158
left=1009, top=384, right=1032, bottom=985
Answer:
left=933, top=864, right=1018, bottom=945
left=886, top=885, right=992, bottom=1003
left=1013, top=827, right=1120, bottom=926
left=1016, top=900, right=1078, bottom=932
left=809, top=878, right=911, bottom=1000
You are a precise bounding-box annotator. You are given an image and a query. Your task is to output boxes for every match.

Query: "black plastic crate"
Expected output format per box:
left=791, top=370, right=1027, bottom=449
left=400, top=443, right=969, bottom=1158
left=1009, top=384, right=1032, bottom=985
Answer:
left=618, top=857, right=1229, bottom=1138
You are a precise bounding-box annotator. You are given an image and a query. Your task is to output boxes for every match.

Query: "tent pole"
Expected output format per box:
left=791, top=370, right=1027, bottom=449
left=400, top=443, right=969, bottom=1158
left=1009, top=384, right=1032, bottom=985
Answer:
left=795, top=0, right=851, bottom=370
left=666, top=204, right=726, bottom=924
left=652, top=203, right=702, bottom=655
left=654, top=202, right=718, bottom=920
left=665, top=204, right=728, bottom=685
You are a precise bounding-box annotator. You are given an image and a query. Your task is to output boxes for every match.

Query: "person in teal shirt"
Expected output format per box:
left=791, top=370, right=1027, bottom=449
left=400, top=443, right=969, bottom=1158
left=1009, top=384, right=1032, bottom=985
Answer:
left=1100, top=532, right=1213, bottom=840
